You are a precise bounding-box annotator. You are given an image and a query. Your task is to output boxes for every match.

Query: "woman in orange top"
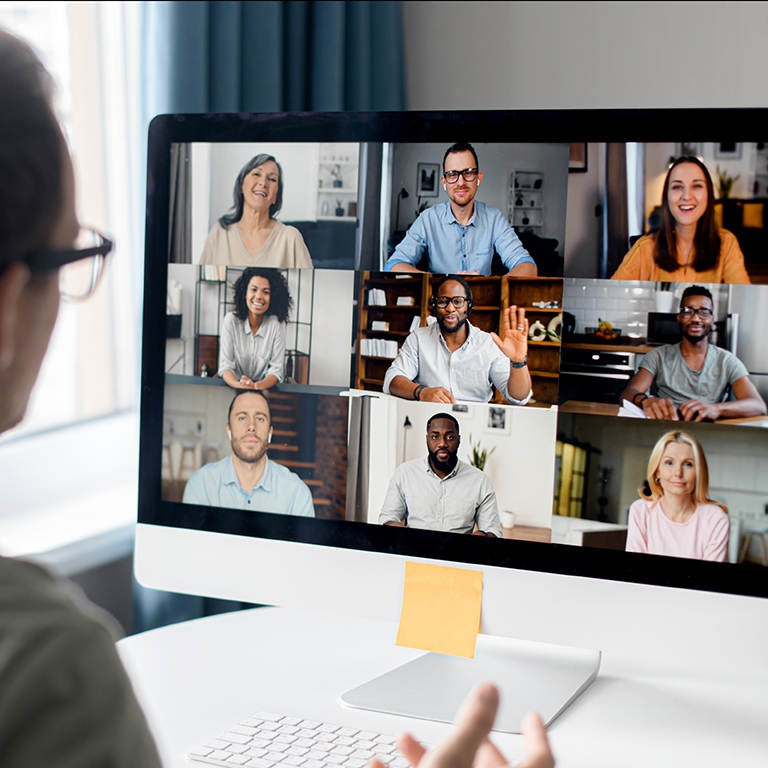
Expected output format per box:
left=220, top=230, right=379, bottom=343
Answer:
left=612, top=156, right=750, bottom=284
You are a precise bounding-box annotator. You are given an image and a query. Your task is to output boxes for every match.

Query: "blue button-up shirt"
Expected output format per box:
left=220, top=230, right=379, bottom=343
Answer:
left=384, top=200, right=534, bottom=274
left=382, top=321, right=532, bottom=404
left=183, top=456, right=315, bottom=516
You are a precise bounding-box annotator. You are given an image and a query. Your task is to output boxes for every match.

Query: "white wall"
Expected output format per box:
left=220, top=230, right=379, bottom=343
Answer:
left=365, top=398, right=557, bottom=528
left=402, top=2, right=768, bottom=110
left=564, top=143, right=603, bottom=278
left=389, top=142, right=569, bottom=249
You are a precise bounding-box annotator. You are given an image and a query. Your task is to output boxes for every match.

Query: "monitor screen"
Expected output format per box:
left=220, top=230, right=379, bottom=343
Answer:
left=137, top=111, right=768, bottom=727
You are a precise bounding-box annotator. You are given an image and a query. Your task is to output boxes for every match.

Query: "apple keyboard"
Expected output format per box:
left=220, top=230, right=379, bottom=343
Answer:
left=188, top=710, right=415, bottom=768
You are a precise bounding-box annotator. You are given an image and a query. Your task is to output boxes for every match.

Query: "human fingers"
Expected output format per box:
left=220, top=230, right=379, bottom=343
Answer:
left=475, top=738, right=508, bottom=768
left=518, top=713, right=554, bottom=768
left=515, top=306, right=527, bottom=334
left=430, top=683, right=500, bottom=768
left=370, top=758, right=391, bottom=768
left=394, top=733, right=427, bottom=767
left=658, top=398, right=678, bottom=421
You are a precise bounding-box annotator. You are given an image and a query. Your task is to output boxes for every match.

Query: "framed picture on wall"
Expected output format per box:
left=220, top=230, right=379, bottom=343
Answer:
left=676, top=142, right=702, bottom=158
left=483, top=406, right=512, bottom=435
left=714, top=142, right=742, bottom=160
left=417, top=163, right=440, bottom=197
left=569, top=143, right=587, bottom=173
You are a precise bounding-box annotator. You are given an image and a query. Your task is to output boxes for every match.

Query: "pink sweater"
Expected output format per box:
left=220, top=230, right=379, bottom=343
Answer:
left=626, top=499, right=730, bottom=562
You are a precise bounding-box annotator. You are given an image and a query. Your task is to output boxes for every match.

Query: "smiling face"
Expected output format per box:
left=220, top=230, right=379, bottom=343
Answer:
left=426, top=417, right=460, bottom=475
left=434, top=279, right=469, bottom=336
left=241, top=160, right=280, bottom=215
left=246, top=275, right=271, bottom=318
left=678, top=293, right=714, bottom=344
left=667, top=162, right=708, bottom=229
left=656, top=441, right=697, bottom=500
left=227, top=391, right=273, bottom=465
left=442, top=149, right=482, bottom=210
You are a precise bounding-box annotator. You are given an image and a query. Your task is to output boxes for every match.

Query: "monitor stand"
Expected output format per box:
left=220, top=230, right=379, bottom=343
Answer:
left=341, top=634, right=601, bottom=733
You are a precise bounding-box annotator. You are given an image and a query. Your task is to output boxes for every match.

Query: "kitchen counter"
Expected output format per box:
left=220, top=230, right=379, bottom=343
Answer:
left=563, top=335, right=658, bottom=354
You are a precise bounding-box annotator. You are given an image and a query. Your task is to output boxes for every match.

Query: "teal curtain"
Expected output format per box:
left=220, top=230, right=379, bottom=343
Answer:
left=142, top=0, right=405, bottom=116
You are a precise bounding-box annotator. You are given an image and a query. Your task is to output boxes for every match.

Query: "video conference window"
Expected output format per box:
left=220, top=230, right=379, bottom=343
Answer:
left=559, top=280, right=768, bottom=425
left=564, top=142, right=767, bottom=283
left=165, top=265, right=354, bottom=389
left=352, top=273, right=563, bottom=406
left=555, top=414, right=768, bottom=565
left=351, top=397, right=557, bottom=543
left=162, top=384, right=348, bottom=521
left=383, top=142, right=569, bottom=276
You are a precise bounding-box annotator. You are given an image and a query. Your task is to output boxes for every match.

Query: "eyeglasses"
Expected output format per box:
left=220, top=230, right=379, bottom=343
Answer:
left=678, top=307, right=713, bottom=319
left=25, top=227, right=113, bottom=301
left=434, top=296, right=468, bottom=309
left=443, top=168, right=478, bottom=184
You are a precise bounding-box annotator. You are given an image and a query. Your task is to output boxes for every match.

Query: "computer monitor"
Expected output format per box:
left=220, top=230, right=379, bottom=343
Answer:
left=137, top=110, right=768, bottom=733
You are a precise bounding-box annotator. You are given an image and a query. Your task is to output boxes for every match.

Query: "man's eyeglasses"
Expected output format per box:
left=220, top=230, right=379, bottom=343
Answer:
left=25, top=227, right=113, bottom=301
left=678, top=307, right=713, bottom=320
left=443, top=168, right=478, bottom=184
left=434, top=296, right=468, bottom=309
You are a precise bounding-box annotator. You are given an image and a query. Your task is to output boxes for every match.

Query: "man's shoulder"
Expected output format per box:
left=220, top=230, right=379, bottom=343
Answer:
left=188, top=456, right=234, bottom=487
left=267, top=458, right=310, bottom=491
left=455, top=458, right=490, bottom=481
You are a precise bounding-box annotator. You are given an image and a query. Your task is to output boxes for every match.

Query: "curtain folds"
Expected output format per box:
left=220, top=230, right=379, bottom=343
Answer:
left=144, top=0, right=405, bottom=116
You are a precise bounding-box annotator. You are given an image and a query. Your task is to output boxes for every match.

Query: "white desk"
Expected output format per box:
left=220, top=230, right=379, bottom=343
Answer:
left=118, top=607, right=768, bottom=768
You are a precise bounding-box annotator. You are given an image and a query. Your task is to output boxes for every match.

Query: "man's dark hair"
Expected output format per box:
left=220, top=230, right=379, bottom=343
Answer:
left=680, top=285, right=713, bottom=306
left=228, top=389, right=271, bottom=425
left=433, top=275, right=472, bottom=301
left=0, top=30, right=63, bottom=266
left=232, top=267, right=293, bottom=323
left=426, top=412, right=460, bottom=434
left=442, top=142, right=479, bottom=173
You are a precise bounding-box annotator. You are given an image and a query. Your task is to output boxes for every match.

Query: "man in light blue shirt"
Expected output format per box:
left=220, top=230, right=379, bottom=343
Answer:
left=384, top=143, right=537, bottom=276
left=183, top=390, right=314, bottom=516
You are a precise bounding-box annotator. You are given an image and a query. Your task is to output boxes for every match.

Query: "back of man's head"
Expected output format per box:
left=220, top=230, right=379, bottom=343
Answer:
left=0, top=30, right=64, bottom=265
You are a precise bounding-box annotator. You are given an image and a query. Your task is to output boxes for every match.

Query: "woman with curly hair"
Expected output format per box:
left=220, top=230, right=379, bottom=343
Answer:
left=612, top=156, right=750, bottom=283
left=200, top=154, right=312, bottom=268
left=626, top=430, right=730, bottom=561
left=218, top=268, right=294, bottom=390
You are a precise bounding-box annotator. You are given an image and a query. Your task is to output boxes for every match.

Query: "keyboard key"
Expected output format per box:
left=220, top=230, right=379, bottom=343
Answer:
left=314, top=733, right=337, bottom=744
left=299, top=720, right=322, bottom=729
left=229, top=757, right=253, bottom=766
left=283, top=756, right=307, bottom=766
left=357, top=732, right=380, bottom=742
left=334, top=737, right=356, bottom=747
left=331, top=746, right=354, bottom=756
left=354, top=740, right=376, bottom=750
left=190, top=746, right=214, bottom=757
left=279, top=725, right=301, bottom=735
left=282, top=717, right=303, bottom=726
left=225, top=733, right=254, bottom=745
left=246, top=749, right=268, bottom=758
left=266, top=752, right=289, bottom=762
left=250, top=738, right=275, bottom=750
left=286, top=747, right=309, bottom=757
left=318, top=724, right=340, bottom=734
left=298, top=729, right=320, bottom=739
left=303, top=760, right=327, bottom=768
left=227, top=745, right=249, bottom=754
left=324, top=755, right=348, bottom=765
left=206, top=739, right=234, bottom=750
left=211, top=751, right=233, bottom=761
left=274, top=735, right=299, bottom=745
left=337, top=728, right=359, bottom=738
left=342, top=759, right=368, bottom=768
left=260, top=723, right=282, bottom=732
left=306, top=750, right=330, bottom=761
left=247, top=759, right=276, bottom=768
left=372, top=744, right=395, bottom=755
left=232, top=726, right=259, bottom=736
left=351, top=750, right=375, bottom=760
left=243, top=718, right=264, bottom=728
left=255, top=712, right=285, bottom=722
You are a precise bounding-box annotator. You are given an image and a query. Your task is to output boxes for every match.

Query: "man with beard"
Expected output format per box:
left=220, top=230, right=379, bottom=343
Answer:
left=621, top=285, right=766, bottom=421
left=379, top=413, right=502, bottom=537
left=183, top=390, right=315, bottom=514
left=383, top=276, right=532, bottom=404
left=384, top=143, right=537, bottom=276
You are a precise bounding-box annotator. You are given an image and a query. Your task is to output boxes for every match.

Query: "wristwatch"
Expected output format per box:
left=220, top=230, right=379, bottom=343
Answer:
left=510, top=354, right=528, bottom=369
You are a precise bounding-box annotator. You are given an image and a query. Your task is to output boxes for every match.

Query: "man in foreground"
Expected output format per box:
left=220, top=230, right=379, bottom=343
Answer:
left=183, top=389, right=315, bottom=516
left=383, top=276, right=533, bottom=404
left=621, top=285, right=766, bottom=421
left=379, top=412, right=502, bottom=538
left=384, top=143, right=538, bottom=276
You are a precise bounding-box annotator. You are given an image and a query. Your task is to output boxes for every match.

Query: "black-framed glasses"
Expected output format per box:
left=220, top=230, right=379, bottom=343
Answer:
left=678, top=307, right=713, bottom=319
left=443, top=168, right=478, bottom=184
left=25, top=227, right=113, bottom=301
left=434, top=296, right=468, bottom=309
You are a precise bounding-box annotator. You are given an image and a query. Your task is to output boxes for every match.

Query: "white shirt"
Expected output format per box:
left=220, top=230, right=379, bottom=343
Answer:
left=379, top=457, right=502, bottom=537
left=382, top=321, right=532, bottom=404
left=218, top=313, right=286, bottom=383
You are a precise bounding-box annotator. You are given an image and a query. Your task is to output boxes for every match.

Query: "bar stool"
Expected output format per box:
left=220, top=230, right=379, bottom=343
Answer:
left=203, top=441, right=222, bottom=466
left=177, top=441, right=198, bottom=481
left=162, top=438, right=174, bottom=481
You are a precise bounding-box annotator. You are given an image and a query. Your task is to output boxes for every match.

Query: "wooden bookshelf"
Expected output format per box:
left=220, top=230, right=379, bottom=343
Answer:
left=353, top=273, right=563, bottom=405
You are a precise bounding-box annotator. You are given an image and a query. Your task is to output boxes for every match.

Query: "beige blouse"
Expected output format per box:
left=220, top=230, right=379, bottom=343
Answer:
left=199, top=221, right=313, bottom=268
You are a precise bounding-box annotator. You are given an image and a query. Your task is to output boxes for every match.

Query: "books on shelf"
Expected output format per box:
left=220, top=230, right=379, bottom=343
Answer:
left=367, top=288, right=386, bottom=306
left=360, top=338, right=398, bottom=359
left=396, top=296, right=415, bottom=306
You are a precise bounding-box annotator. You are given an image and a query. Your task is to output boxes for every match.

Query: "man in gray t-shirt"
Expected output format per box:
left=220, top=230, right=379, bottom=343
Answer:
left=621, top=286, right=766, bottom=421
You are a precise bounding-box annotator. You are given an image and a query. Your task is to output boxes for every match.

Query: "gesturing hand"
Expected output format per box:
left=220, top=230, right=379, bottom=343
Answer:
left=490, top=306, right=528, bottom=365
left=370, top=683, right=554, bottom=768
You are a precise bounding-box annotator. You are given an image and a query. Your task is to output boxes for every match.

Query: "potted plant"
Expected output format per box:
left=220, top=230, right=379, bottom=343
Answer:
left=335, top=200, right=344, bottom=217
left=716, top=166, right=739, bottom=199
left=468, top=434, right=495, bottom=472
left=331, top=164, right=343, bottom=188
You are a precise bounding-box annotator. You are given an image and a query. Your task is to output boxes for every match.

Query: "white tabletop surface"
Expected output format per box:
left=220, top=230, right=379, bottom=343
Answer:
left=118, top=606, right=768, bottom=768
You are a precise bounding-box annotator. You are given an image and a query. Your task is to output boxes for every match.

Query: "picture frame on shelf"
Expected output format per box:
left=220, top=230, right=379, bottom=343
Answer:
left=569, top=143, right=588, bottom=173
left=714, top=142, right=742, bottom=160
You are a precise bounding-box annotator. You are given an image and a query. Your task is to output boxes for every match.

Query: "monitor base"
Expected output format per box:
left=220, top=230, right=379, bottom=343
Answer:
left=341, top=634, right=601, bottom=733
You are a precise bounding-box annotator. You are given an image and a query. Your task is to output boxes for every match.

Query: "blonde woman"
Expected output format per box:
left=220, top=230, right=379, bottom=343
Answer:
left=626, top=430, right=729, bottom=561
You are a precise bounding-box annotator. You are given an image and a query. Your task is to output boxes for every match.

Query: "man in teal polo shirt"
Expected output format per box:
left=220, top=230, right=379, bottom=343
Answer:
left=183, top=390, right=315, bottom=516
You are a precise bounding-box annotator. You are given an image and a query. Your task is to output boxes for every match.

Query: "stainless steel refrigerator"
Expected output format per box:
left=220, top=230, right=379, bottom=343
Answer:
left=729, top=285, right=768, bottom=401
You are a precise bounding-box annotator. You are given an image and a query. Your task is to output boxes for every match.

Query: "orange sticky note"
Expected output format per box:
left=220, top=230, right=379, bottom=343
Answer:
left=396, top=561, right=483, bottom=658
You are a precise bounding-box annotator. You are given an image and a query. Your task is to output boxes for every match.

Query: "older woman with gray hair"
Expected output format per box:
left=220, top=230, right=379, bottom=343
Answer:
left=200, top=153, right=313, bottom=268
